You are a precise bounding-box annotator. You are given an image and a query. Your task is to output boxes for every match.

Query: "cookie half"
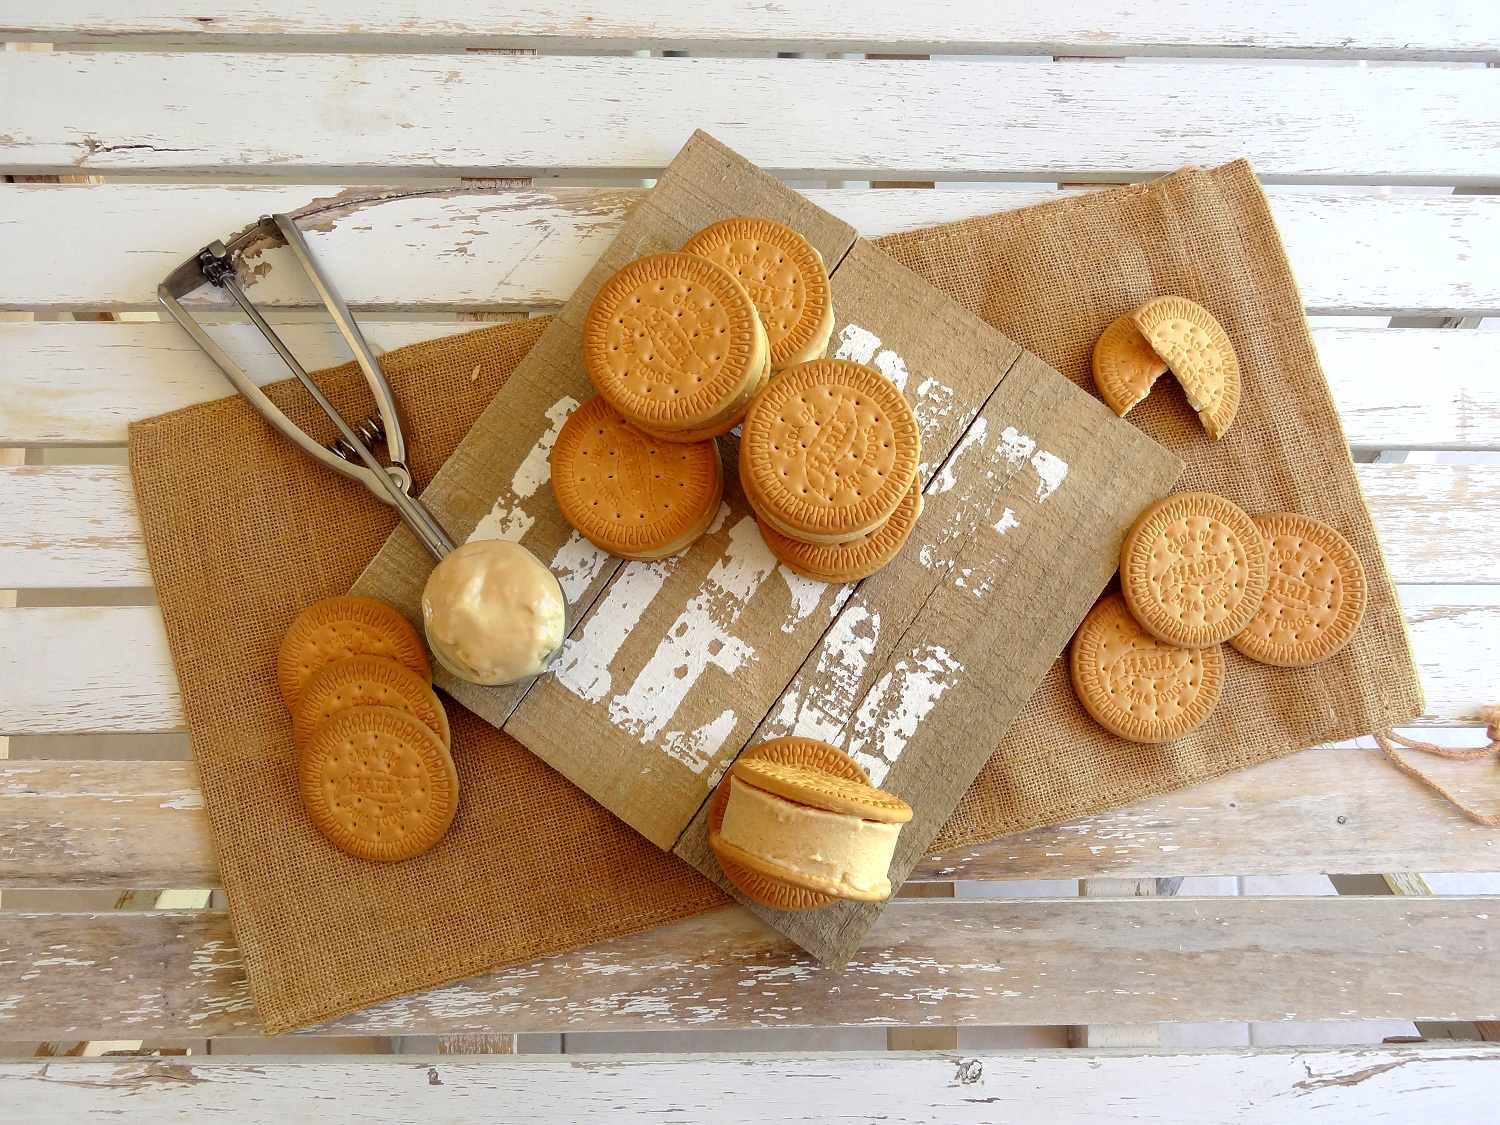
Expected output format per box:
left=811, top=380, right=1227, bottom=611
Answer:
left=299, top=706, right=459, bottom=862
left=740, top=358, right=920, bottom=544
left=1092, top=310, right=1170, bottom=418
left=1070, top=592, right=1225, bottom=743
left=681, top=218, right=834, bottom=371
left=1120, top=492, right=1268, bottom=648
left=277, top=595, right=430, bottom=712
left=1131, top=295, right=1241, bottom=440
left=1228, top=512, right=1367, bottom=667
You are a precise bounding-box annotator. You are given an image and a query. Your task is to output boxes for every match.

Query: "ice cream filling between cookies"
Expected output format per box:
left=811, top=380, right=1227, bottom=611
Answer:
left=719, top=776, right=900, bottom=896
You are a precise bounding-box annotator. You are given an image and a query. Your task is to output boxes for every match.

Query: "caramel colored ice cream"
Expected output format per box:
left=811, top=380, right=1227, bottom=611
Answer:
left=421, top=540, right=566, bottom=686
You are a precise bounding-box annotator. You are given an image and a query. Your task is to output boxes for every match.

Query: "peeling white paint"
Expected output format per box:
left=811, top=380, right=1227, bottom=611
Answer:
left=553, top=554, right=679, bottom=704
left=778, top=564, right=828, bottom=633
left=468, top=395, right=578, bottom=544
left=846, top=645, right=964, bottom=786
left=992, top=508, right=1020, bottom=535
left=833, top=323, right=882, bottom=366
left=660, top=709, right=739, bottom=773
left=607, top=517, right=774, bottom=752
left=928, top=418, right=988, bottom=495
left=767, top=603, right=882, bottom=743
left=1031, top=450, right=1069, bottom=503
left=549, top=530, right=612, bottom=603
left=996, top=426, right=1037, bottom=467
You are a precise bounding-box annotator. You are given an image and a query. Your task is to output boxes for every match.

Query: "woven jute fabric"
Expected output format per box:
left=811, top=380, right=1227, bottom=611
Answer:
left=868, top=160, right=1423, bottom=851
left=128, top=160, right=1422, bottom=1032
left=128, top=317, right=728, bottom=1035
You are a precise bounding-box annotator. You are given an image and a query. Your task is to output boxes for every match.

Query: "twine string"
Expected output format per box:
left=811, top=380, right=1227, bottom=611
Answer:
left=1372, top=705, right=1500, bottom=827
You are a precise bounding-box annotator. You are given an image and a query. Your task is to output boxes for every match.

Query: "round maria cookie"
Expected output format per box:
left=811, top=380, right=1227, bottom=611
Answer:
left=293, top=655, right=451, bottom=752
left=739, top=358, right=920, bottom=545
left=1131, top=295, right=1241, bottom=440
left=299, top=706, right=459, bottom=862
left=582, top=252, right=767, bottom=440
left=277, top=595, right=430, bottom=713
left=1070, top=592, right=1225, bottom=743
left=759, top=484, right=923, bottom=583
left=707, top=737, right=871, bottom=912
left=1091, top=310, right=1169, bottom=418
left=1120, top=491, right=1268, bottom=648
left=731, top=758, right=912, bottom=824
left=1228, top=512, right=1367, bottom=667
left=551, top=396, right=723, bottom=560
left=681, top=218, right=834, bottom=371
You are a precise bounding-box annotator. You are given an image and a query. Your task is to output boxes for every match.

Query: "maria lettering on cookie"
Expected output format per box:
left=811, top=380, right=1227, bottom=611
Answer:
left=1120, top=492, right=1268, bottom=648
left=1228, top=512, right=1367, bottom=667
left=739, top=358, right=920, bottom=545
left=1070, top=593, right=1225, bottom=744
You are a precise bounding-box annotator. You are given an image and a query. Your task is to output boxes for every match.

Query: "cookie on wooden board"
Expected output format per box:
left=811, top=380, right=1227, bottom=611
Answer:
left=740, top=358, right=920, bottom=545
left=299, top=706, right=459, bottom=862
left=682, top=218, right=835, bottom=371
left=1120, top=491, right=1268, bottom=648
left=1091, top=310, right=1170, bottom=418
left=706, top=737, right=871, bottom=912
left=1070, top=592, right=1225, bottom=743
left=551, top=395, right=724, bottom=560
left=277, top=595, right=430, bottom=712
left=1131, top=295, right=1241, bottom=440
left=733, top=758, right=913, bottom=823
left=759, top=483, right=923, bottom=583
left=582, top=252, right=768, bottom=441
left=1228, top=512, right=1367, bottom=667
left=293, top=655, right=450, bottom=752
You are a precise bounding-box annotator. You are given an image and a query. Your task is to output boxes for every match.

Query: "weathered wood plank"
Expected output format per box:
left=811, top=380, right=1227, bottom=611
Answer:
left=7, top=730, right=1500, bottom=891
left=1, top=1047, right=1497, bottom=1122
left=2, top=55, right=1496, bottom=184
left=4, top=321, right=1494, bottom=449
left=0, top=319, right=502, bottom=445
left=4, top=185, right=1497, bottom=316
left=0, top=595, right=1489, bottom=734
left=0, top=899, right=1495, bottom=1037
left=12, top=1, right=1500, bottom=60
left=915, top=740, right=1500, bottom=882
left=3, top=463, right=1490, bottom=589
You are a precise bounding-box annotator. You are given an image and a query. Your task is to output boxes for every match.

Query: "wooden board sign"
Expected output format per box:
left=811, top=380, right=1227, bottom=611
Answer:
left=353, top=131, right=1181, bottom=964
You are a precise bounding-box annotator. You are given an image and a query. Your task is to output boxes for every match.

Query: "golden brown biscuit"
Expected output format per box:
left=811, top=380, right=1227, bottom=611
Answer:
left=1120, top=492, right=1268, bottom=648
left=1131, top=296, right=1241, bottom=440
left=551, top=396, right=723, bottom=560
left=299, top=706, right=459, bottom=862
left=582, top=252, right=768, bottom=440
left=277, top=595, right=430, bottom=712
left=759, top=485, right=923, bottom=584
left=681, top=218, right=834, bottom=371
left=1092, top=311, right=1170, bottom=417
left=731, top=758, right=912, bottom=823
left=293, top=655, right=450, bottom=752
left=1228, top=512, right=1367, bottom=667
left=706, top=737, right=871, bottom=912
left=1070, top=592, right=1225, bottom=743
left=740, top=359, right=920, bottom=544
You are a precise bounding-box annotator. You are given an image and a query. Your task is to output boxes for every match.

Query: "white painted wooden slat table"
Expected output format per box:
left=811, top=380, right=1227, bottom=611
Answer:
left=1, top=4, right=1496, bottom=1118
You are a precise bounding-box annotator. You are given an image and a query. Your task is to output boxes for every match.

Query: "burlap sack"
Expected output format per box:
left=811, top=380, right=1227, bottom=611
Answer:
left=872, top=161, right=1423, bottom=850
left=129, top=318, right=729, bottom=1035
left=129, top=160, right=1422, bottom=1033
